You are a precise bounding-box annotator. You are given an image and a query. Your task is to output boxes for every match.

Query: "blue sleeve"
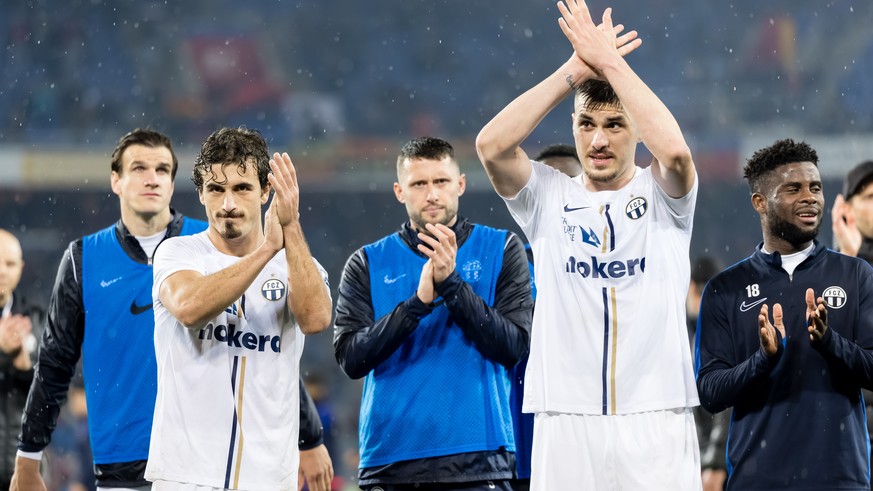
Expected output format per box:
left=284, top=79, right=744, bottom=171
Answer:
left=812, top=264, right=873, bottom=389
left=695, top=282, right=782, bottom=413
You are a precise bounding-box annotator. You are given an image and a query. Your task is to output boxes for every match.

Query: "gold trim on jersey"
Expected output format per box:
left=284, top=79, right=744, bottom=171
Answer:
left=609, top=287, right=618, bottom=415
left=233, top=356, right=248, bottom=488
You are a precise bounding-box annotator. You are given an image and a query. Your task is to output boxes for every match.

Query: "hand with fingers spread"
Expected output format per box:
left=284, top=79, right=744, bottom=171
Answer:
left=806, top=288, right=829, bottom=342
left=267, top=152, right=302, bottom=229
left=758, top=303, right=785, bottom=357
left=416, top=223, right=458, bottom=284
left=558, top=1, right=639, bottom=75
left=831, top=194, right=862, bottom=257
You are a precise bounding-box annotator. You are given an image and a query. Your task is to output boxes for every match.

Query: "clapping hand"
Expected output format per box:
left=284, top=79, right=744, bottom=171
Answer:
left=758, top=303, right=785, bottom=357
left=806, top=288, right=828, bottom=343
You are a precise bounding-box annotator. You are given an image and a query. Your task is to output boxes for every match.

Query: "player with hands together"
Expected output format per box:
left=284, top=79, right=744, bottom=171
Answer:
left=758, top=303, right=785, bottom=357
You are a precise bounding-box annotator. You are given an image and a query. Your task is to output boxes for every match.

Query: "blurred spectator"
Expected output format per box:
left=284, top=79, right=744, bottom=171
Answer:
left=832, top=160, right=873, bottom=262
left=0, top=229, right=43, bottom=490
left=44, top=378, right=95, bottom=491
left=687, top=256, right=730, bottom=491
left=832, top=159, right=873, bottom=490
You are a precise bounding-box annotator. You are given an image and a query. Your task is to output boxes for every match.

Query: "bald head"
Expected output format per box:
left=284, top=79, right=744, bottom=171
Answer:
left=0, top=229, right=24, bottom=307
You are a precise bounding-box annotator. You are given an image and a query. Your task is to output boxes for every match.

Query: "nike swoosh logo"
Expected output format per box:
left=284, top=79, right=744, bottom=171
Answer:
left=563, top=204, right=591, bottom=212
left=100, top=277, right=122, bottom=288
left=130, top=301, right=153, bottom=315
left=739, top=298, right=768, bottom=312
left=384, top=274, right=406, bottom=284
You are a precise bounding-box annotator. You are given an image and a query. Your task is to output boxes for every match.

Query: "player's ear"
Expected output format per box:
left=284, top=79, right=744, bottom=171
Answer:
left=751, top=192, right=767, bottom=214
left=458, top=173, right=466, bottom=196
left=110, top=171, right=121, bottom=196
left=261, top=183, right=271, bottom=204
left=394, top=182, right=404, bottom=203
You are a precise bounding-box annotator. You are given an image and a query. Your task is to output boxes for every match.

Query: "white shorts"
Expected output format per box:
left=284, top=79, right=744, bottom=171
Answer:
left=150, top=481, right=228, bottom=491
left=530, top=408, right=701, bottom=491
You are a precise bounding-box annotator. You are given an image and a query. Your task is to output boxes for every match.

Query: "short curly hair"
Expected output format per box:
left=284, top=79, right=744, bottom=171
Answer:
left=192, top=127, right=270, bottom=191
left=743, top=138, right=819, bottom=194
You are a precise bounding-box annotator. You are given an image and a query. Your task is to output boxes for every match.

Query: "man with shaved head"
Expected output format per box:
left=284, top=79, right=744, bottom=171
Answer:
left=0, top=229, right=42, bottom=491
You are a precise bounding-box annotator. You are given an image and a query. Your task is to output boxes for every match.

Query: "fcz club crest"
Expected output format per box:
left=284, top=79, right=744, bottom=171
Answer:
left=625, top=197, right=647, bottom=219
left=822, top=286, right=847, bottom=309
left=261, top=278, right=286, bottom=301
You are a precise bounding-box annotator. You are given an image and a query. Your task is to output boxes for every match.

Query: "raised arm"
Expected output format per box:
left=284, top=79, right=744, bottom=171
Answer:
left=476, top=13, right=640, bottom=198
left=559, top=1, right=693, bottom=197
left=269, top=152, right=332, bottom=335
left=159, top=240, right=278, bottom=329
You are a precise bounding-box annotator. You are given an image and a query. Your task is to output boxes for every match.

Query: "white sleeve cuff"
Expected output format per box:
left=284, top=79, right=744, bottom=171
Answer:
left=16, top=449, right=43, bottom=461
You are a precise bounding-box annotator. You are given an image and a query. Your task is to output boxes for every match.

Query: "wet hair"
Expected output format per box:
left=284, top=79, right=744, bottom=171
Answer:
left=192, top=127, right=270, bottom=190
left=110, top=128, right=178, bottom=179
left=575, top=79, right=622, bottom=112
left=396, top=136, right=457, bottom=176
left=743, top=138, right=819, bottom=194
left=534, top=144, right=579, bottom=162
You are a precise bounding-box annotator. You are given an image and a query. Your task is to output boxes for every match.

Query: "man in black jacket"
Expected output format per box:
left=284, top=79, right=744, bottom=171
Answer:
left=0, top=229, right=43, bottom=491
left=833, top=159, right=873, bottom=264
left=334, top=137, right=533, bottom=491
left=832, top=158, right=873, bottom=490
left=11, top=129, right=331, bottom=491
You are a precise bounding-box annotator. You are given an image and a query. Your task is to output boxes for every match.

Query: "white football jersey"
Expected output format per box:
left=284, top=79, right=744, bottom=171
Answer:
left=146, top=232, right=327, bottom=490
left=506, top=162, right=699, bottom=415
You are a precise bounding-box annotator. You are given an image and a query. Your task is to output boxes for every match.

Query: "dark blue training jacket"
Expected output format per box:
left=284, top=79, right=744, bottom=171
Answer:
left=696, top=241, right=873, bottom=491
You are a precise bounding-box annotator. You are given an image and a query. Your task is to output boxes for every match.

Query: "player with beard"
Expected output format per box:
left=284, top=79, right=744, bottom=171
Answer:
left=334, top=136, right=533, bottom=491
left=696, top=138, right=873, bottom=490
left=476, top=2, right=700, bottom=489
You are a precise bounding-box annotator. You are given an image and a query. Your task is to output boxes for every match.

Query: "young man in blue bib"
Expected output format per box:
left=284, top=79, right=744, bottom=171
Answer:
left=12, top=129, right=332, bottom=491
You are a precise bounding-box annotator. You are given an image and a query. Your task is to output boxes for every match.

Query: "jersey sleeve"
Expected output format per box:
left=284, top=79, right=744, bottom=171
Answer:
left=650, top=169, right=697, bottom=232
left=152, top=236, right=204, bottom=296
left=502, top=160, right=547, bottom=233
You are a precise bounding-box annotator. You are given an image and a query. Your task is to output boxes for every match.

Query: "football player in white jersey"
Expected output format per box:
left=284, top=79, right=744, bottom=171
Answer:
left=145, top=127, right=332, bottom=490
left=476, top=1, right=701, bottom=490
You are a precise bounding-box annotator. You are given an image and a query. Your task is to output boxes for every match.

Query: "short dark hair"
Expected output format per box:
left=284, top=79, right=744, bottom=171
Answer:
left=534, top=144, right=579, bottom=162
left=743, top=138, right=819, bottom=193
left=575, top=79, right=621, bottom=112
left=396, top=136, right=456, bottom=175
left=193, top=127, right=270, bottom=191
left=110, top=128, right=178, bottom=179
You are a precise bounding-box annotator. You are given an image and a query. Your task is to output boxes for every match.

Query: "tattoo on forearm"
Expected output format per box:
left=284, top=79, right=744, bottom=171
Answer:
left=565, top=74, right=579, bottom=91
